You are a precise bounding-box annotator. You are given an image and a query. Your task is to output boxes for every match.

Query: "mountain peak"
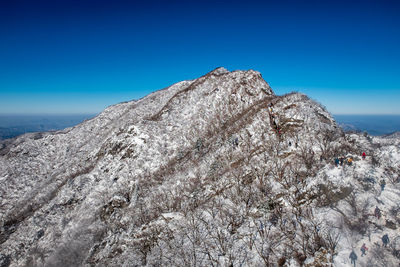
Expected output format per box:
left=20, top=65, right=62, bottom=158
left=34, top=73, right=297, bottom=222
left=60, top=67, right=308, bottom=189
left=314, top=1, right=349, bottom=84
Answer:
left=208, top=66, right=230, bottom=75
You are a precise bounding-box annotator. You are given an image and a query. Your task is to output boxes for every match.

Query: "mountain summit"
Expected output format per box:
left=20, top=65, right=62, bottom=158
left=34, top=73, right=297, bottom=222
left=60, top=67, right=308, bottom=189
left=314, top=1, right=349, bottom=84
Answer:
left=1, top=68, right=399, bottom=266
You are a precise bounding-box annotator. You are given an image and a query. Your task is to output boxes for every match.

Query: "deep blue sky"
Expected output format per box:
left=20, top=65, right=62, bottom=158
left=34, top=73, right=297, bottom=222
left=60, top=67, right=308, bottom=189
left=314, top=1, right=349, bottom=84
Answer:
left=1, top=0, right=399, bottom=114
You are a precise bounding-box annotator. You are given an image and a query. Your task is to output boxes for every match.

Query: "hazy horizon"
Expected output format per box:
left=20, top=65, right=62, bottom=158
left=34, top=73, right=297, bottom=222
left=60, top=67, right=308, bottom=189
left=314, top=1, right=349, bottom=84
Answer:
left=1, top=114, right=400, bottom=140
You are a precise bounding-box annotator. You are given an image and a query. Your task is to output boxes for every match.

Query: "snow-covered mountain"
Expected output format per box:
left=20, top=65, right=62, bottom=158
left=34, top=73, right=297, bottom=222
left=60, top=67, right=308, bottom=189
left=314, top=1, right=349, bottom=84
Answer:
left=1, top=68, right=399, bottom=266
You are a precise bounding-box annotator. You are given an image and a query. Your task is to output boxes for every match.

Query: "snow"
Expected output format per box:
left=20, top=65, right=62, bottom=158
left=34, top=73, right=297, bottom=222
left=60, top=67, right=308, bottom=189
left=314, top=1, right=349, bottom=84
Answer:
left=1, top=68, right=399, bottom=266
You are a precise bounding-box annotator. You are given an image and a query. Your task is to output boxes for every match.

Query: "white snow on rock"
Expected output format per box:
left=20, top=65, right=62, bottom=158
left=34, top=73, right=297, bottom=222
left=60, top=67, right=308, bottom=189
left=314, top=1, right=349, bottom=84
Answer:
left=0, top=67, right=399, bottom=266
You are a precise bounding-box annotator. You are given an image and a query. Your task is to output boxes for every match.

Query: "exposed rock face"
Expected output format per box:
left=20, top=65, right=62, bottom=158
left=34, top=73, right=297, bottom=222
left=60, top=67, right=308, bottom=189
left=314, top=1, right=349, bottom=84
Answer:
left=1, top=68, right=399, bottom=266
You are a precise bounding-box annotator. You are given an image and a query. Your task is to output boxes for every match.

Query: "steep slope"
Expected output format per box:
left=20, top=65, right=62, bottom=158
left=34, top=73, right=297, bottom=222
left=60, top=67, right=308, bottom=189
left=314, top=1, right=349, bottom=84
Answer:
left=1, top=68, right=399, bottom=267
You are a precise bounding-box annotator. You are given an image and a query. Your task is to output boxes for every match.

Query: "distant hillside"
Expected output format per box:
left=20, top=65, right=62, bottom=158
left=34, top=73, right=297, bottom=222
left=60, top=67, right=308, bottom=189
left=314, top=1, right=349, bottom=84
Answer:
left=383, top=131, right=400, bottom=139
left=0, top=114, right=95, bottom=140
left=335, top=114, right=400, bottom=136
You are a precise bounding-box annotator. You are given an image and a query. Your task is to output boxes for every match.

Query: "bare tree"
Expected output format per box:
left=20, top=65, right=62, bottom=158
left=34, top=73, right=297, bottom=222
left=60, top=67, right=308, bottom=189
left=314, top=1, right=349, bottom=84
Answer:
left=324, top=229, right=341, bottom=262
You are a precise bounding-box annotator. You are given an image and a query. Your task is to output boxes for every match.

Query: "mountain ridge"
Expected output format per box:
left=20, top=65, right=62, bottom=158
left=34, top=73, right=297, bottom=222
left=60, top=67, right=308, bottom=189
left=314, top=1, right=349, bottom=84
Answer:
left=1, top=68, right=399, bottom=266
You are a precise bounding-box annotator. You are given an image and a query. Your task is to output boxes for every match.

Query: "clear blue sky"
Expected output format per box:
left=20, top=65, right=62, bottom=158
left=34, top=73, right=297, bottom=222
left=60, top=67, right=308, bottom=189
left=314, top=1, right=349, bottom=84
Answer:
left=1, top=0, right=399, bottom=115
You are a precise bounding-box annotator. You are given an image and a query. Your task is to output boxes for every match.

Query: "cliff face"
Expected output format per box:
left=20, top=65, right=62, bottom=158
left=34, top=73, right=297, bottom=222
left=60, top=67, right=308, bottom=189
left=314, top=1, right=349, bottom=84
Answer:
left=1, top=68, right=399, bottom=266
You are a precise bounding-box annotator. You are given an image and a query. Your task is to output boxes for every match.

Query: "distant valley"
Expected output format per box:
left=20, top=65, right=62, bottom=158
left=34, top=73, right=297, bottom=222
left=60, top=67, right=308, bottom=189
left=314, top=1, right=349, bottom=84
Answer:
left=0, top=114, right=95, bottom=140
left=334, top=114, right=400, bottom=136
